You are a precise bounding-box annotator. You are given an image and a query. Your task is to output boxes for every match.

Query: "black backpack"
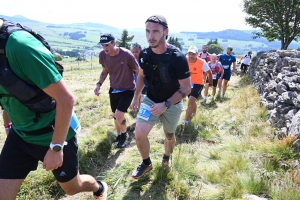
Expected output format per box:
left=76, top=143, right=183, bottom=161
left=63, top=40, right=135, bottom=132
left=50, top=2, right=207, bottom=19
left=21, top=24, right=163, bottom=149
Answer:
left=0, top=18, right=64, bottom=122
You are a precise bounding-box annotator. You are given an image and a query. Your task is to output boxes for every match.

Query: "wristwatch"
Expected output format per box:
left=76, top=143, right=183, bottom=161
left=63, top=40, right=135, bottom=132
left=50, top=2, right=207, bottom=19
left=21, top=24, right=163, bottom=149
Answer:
left=164, top=100, right=171, bottom=109
left=50, top=142, right=67, bottom=152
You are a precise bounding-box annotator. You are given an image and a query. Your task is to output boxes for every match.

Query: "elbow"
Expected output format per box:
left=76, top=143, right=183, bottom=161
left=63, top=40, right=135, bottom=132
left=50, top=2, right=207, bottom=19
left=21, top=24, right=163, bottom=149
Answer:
left=57, top=93, right=75, bottom=110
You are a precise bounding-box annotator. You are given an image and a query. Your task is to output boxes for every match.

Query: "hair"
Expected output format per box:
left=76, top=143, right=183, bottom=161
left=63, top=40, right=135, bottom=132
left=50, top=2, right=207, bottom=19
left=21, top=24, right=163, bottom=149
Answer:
left=132, top=43, right=142, bottom=51
left=202, top=45, right=208, bottom=48
left=211, top=53, right=217, bottom=57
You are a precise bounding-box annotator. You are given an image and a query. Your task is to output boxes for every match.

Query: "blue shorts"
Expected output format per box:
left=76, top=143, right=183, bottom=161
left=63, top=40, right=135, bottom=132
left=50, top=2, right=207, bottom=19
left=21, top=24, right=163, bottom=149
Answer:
left=222, top=70, right=232, bottom=81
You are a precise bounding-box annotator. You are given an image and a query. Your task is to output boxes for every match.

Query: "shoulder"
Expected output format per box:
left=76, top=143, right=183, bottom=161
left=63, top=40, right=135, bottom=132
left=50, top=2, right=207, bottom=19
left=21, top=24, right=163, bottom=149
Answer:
left=119, top=47, right=133, bottom=56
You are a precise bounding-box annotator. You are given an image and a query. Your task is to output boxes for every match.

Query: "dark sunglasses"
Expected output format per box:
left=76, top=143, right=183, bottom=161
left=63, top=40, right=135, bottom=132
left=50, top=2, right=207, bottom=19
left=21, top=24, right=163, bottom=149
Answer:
left=227, top=48, right=233, bottom=51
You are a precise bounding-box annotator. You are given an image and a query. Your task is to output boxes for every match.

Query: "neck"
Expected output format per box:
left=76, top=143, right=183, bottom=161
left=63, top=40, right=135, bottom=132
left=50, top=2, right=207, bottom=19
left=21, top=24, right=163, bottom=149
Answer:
left=110, top=47, right=119, bottom=56
left=189, top=57, right=197, bottom=63
left=151, top=42, right=167, bottom=54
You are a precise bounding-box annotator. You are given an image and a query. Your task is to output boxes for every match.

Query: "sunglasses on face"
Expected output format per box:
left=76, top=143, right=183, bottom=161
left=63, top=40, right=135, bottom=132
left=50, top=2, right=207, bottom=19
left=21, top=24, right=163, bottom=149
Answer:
left=227, top=48, right=233, bottom=51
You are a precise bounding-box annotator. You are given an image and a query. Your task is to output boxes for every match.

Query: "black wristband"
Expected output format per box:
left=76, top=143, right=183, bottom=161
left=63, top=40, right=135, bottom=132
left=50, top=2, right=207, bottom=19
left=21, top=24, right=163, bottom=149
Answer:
left=96, top=82, right=102, bottom=86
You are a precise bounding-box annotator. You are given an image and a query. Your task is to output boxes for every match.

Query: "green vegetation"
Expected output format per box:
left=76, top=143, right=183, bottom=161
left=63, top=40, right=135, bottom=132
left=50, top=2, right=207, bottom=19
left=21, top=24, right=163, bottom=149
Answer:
left=167, top=36, right=182, bottom=50
left=1, top=67, right=300, bottom=199
left=243, top=0, right=300, bottom=50
left=116, top=29, right=134, bottom=50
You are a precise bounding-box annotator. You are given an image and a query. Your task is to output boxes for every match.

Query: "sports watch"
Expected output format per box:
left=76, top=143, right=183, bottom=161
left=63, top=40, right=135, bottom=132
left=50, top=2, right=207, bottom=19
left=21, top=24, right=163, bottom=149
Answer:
left=164, top=100, right=171, bottom=109
left=50, top=142, right=67, bottom=152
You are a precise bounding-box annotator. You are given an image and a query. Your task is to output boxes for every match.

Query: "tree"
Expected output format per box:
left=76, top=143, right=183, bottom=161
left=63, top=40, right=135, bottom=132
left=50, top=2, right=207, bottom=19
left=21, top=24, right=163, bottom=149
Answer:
left=207, top=39, right=218, bottom=46
left=207, top=44, right=224, bottom=54
left=243, top=0, right=300, bottom=50
left=167, top=37, right=182, bottom=50
left=116, top=29, right=134, bottom=50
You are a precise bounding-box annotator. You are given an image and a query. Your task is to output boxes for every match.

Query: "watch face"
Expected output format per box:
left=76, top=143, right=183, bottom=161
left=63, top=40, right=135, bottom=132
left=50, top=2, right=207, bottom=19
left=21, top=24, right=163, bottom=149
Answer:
left=52, top=145, right=62, bottom=152
left=165, top=101, right=171, bottom=108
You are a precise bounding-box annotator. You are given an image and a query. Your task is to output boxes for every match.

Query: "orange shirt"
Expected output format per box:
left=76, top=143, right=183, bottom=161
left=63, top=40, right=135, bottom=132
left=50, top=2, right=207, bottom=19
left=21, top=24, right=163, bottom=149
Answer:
left=187, top=57, right=205, bottom=84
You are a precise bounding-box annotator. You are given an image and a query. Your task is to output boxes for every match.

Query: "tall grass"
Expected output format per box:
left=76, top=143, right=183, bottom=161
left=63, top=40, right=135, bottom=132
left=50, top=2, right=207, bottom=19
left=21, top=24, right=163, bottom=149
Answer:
left=0, top=68, right=299, bottom=199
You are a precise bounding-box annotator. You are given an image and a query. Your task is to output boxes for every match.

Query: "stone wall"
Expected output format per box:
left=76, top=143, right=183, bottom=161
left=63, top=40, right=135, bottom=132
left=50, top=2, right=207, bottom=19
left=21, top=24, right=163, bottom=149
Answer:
left=248, top=50, right=300, bottom=137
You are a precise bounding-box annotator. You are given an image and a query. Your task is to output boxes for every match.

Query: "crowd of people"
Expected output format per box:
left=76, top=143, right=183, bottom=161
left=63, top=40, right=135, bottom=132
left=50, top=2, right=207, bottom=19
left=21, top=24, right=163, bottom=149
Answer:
left=0, top=14, right=251, bottom=199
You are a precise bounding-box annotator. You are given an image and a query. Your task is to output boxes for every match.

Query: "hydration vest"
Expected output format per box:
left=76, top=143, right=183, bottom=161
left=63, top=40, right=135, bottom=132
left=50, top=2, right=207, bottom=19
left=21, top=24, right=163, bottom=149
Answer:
left=0, top=18, right=64, bottom=122
left=140, top=45, right=180, bottom=92
left=198, top=52, right=210, bottom=62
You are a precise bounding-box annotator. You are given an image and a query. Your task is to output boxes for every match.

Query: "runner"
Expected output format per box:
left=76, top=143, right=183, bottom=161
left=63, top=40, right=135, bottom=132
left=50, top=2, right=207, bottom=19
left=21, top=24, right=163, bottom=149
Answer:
left=94, top=33, right=139, bottom=148
left=217, top=46, right=236, bottom=98
left=182, top=46, right=212, bottom=128
left=239, top=51, right=252, bottom=73
left=131, top=14, right=191, bottom=179
left=203, top=54, right=224, bottom=102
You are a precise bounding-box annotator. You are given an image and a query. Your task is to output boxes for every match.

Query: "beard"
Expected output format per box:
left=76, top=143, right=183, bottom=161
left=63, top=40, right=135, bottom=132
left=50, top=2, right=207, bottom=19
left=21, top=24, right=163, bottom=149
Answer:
left=202, top=50, right=207, bottom=53
left=149, top=34, right=165, bottom=48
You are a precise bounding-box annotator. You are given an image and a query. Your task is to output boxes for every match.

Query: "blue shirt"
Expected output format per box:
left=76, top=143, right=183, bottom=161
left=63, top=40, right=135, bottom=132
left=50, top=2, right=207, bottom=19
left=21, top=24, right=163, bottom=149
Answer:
left=219, top=54, right=236, bottom=71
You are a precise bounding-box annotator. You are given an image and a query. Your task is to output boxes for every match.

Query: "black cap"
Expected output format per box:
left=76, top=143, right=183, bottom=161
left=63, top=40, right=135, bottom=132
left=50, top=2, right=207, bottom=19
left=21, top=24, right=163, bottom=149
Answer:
left=145, top=14, right=168, bottom=28
left=98, top=33, right=115, bottom=45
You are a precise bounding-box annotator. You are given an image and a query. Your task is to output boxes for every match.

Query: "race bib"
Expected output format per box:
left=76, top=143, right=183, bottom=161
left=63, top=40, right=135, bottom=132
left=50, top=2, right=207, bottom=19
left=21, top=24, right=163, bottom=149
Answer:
left=212, top=74, right=217, bottom=79
left=223, top=65, right=229, bottom=69
left=112, top=89, right=126, bottom=93
left=70, top=111, right=81, bottom=133
left=137, top=103, right=151, bottom=121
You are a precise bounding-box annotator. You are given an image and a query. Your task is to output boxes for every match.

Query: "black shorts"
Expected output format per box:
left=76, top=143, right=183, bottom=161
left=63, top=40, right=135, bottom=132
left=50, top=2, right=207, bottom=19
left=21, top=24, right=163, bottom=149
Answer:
left=109, top=88, right=134, bottom=113
left=241, top=63, right=249, bottom=71
left=0, top=130, right=78, bottom=182
left=189, top=84, right=203, bottom=98
left=206, top=77, right=219, bottom=87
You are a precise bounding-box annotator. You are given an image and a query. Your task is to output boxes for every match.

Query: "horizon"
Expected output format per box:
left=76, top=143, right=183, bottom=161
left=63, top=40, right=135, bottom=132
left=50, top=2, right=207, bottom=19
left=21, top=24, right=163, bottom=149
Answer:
left=0, top=0, right=255, bottom=32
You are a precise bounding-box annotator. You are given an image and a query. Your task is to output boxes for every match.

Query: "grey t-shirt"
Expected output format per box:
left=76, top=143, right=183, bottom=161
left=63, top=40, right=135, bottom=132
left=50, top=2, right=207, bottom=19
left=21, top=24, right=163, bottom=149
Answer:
left=99, top=47, right=139, bottom=91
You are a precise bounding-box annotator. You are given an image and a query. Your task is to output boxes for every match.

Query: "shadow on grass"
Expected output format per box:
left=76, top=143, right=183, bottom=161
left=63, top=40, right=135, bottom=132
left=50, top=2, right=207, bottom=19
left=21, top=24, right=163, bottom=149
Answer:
left=121, top=166, right=171, bottom=200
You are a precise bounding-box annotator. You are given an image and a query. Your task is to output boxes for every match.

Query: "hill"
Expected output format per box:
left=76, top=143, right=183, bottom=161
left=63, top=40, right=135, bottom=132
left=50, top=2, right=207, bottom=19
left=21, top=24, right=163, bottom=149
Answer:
left=1, top=14, right=300, bottom=56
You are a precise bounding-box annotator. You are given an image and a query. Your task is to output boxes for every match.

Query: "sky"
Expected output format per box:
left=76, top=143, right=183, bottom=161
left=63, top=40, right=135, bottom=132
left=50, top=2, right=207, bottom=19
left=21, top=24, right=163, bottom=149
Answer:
left=0, top=0, right=254, bottom=32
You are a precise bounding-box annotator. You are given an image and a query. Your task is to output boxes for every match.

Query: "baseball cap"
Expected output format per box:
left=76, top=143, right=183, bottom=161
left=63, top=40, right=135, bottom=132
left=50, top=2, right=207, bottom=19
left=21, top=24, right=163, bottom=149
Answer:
left=145, top=14, right=168, bottom=28
left=98, top=33, right=115, bottom=45
left=188, top=46, right=198, bottom=54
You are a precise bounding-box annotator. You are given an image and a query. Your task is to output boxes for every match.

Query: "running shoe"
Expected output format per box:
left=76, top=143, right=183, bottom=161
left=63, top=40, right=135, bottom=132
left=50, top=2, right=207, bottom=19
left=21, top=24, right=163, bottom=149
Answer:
left=93, top=181, right=108, bottom=200
left=132, top=162, right=153, bottom=179
left=116, top=132, right=129, bottom=148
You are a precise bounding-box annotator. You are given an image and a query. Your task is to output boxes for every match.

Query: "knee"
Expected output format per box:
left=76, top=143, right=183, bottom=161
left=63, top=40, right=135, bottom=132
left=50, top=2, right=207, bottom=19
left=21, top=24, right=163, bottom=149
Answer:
left=134, top=127, right=146, bottom=142
left=114, top=112, right=125, bottom=123
left=165, top=132, right=175, bottom=140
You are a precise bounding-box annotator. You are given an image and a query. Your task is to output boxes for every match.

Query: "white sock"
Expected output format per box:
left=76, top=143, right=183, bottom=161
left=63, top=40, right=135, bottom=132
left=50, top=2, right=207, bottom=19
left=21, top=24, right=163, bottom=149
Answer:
left=204, top=96, right=207, bottom=100
left=212, top=95, right=215, bottom=99
left=184, top=120, right=189, bottom=125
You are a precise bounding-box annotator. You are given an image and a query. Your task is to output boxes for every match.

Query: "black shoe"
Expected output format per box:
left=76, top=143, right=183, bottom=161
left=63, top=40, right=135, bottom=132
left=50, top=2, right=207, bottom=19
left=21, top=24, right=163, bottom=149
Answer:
left=116, top=132, right=128, bottom=148
left=115, top=135, right=121, bottom=143
left=131, top=162, right=153, bottom=179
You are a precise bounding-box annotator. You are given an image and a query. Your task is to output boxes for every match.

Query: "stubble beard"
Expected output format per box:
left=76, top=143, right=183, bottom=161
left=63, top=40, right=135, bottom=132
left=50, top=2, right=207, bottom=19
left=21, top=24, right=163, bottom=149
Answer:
left=149, top=34, right=165, bottom=49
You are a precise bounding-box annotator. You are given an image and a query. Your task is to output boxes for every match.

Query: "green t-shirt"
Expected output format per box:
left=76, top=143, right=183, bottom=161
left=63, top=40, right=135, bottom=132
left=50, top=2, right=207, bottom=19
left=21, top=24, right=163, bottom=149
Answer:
left=0, top=31, right=76, bottom=146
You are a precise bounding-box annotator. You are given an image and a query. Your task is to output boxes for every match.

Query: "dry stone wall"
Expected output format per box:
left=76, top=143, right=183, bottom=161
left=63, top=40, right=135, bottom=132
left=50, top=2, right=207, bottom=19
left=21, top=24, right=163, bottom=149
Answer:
left=248, top=50, right=300, bottom=138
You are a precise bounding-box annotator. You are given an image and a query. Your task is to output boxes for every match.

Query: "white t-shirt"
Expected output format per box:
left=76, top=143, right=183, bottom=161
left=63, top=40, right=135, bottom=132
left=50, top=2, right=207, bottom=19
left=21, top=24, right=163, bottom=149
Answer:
left=202, top=61, right=210, bottom=72
left=242, top=55, right=251, bottom=65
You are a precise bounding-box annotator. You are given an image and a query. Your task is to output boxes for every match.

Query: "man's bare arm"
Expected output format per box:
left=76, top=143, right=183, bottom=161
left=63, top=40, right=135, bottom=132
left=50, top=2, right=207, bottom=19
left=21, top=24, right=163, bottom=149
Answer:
left=166, top=77, right=191, bottom=105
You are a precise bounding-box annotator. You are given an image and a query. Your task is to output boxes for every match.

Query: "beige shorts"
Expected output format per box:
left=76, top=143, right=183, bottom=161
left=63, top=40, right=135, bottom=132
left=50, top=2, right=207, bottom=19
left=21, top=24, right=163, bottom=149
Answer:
left=136, top=96, right=183, bottom=133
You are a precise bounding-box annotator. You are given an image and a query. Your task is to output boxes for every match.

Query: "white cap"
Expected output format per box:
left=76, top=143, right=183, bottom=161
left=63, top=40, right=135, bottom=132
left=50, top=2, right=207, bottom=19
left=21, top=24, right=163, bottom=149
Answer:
left=188, top=46, right=198, bottom=53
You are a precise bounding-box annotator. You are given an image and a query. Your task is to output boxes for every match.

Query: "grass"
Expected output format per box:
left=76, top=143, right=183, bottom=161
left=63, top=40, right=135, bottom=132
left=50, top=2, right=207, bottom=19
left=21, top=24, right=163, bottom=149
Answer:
left=0, top=67, right=300, bottom=199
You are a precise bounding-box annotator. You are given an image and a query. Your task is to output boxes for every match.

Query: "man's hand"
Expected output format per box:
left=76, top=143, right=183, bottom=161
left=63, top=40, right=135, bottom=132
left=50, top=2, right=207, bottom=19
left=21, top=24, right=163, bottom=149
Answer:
left=131, top=96, right=140, bottom=111
left=94, top=85, right=101, bottom=96
left=150, top=102, right=167, bottom=116
left=43, top=149, right=63, bottom=171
